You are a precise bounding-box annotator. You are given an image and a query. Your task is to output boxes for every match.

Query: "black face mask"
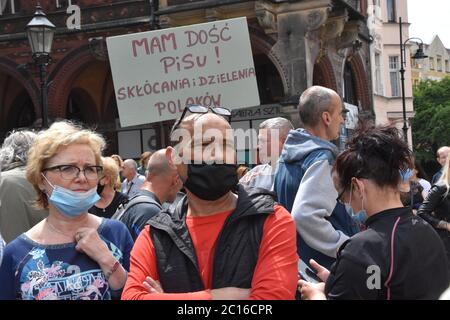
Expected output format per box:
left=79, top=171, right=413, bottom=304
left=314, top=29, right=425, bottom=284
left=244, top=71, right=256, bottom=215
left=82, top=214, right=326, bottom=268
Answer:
left=184, top=163, right=238, bottom=201
left=97, top=183, right=105, bottom=195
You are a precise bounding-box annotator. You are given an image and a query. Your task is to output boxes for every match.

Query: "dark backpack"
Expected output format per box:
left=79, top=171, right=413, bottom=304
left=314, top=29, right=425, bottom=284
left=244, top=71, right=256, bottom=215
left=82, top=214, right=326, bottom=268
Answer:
left=111, top=195, right=159, bottom=221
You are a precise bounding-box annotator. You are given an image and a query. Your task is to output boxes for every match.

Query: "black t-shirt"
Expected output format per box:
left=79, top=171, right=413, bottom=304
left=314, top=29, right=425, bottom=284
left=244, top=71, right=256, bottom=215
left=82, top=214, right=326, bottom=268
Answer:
left=89, top=191, right=129, bottom=219
left=400, top=181, right=424, bottom=209
left=325, top=207, right=449, bottom=300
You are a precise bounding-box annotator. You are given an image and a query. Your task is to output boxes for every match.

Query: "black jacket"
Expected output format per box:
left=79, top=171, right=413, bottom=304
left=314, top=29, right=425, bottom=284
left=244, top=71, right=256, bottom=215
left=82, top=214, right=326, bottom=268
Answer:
left=147, top=185, right=275, bottom=293
left=417, top=183, right=450, bottom=228
left=325, top=207, right=449, bottom=300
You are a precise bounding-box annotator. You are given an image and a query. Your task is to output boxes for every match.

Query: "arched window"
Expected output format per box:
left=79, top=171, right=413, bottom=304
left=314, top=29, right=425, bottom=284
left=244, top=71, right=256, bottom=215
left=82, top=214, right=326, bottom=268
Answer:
left=343, top=62, right=358, bottom=106
left=313, top=56, right=337, bottom=91
left=254, top=53, right=284, bottom=104
left=15, top=97, right=36, bottom=128
left=66, top=88, right=98, bottom=125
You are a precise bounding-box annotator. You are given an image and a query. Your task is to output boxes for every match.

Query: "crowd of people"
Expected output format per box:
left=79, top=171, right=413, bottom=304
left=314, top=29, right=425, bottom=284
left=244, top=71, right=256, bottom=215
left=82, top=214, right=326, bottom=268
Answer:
left=0, top=85, right=449, bottom=300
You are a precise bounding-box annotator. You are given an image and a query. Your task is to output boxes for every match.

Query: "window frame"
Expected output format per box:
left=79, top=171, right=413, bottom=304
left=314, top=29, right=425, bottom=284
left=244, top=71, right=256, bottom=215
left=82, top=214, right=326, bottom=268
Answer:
left=386, top=0, right=396, bottom=22
left=437, top=55, right=443, bottom=72
left=388, top=55, right=400, bottom=97
left=374, top=52, right=383, bottom=95
left=429, top=57, right=435, bottom=70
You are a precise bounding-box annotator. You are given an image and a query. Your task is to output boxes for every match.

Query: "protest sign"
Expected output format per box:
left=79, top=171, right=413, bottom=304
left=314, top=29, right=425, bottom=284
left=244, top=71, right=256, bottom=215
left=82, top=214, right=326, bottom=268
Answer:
left=107, top=17, right=260, bottom=127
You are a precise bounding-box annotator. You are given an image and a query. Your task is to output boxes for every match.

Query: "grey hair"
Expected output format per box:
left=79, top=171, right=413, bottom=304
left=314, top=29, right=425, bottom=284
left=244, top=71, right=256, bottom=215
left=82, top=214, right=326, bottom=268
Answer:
left=437, top=146, right=450, bottom=157
left=259, top=117, right=294, bottom=141
left=123, top=159, right=138, bottom=171
left=298, top=86, right=339, bottom=127
left=0, top=130, right=37, bottom=171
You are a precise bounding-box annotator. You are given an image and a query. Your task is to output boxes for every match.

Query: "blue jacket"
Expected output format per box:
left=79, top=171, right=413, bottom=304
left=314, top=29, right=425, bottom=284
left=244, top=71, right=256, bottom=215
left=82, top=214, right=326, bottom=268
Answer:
left=274, top=129, right=359, bottom=269
left=432, top=169, right=442, bottom=185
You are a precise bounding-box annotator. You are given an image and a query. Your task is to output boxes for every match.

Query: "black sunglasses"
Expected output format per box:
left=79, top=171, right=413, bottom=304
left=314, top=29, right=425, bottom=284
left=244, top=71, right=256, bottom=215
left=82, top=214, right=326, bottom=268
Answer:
left=170, top=104, right=232, bottom=136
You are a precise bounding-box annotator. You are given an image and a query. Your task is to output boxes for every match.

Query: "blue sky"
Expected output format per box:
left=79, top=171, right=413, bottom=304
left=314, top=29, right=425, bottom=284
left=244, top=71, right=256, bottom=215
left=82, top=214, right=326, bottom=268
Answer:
left=408, top=0, right=450, bottom=48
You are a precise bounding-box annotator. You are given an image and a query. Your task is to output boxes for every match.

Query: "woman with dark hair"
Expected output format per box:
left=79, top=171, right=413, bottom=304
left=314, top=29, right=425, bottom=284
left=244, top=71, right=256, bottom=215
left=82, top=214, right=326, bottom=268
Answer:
left=299, top=126, right=449, bottom=300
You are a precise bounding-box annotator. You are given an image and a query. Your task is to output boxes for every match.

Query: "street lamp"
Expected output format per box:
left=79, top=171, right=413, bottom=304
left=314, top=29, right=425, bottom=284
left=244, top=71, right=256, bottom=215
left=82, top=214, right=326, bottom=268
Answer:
left=25, top=5, right=55, bottom=129
left=399, top=17, right=427, bottom=144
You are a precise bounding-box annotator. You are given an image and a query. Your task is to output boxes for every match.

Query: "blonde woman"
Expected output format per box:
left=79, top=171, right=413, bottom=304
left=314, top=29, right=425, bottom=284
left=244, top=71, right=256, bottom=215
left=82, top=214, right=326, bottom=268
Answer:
left=89, top=157, right=128, bottom=218
left=418, top=156, right=450, bottom=274
left=111, top=154, right=124, bottom=191
left=0, top=122, right=133, bottom=300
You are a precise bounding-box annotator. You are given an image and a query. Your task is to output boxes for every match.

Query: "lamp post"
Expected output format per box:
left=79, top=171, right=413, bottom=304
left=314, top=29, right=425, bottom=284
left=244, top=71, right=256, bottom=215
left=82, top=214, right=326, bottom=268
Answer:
left=25, top=5, right=55, bottom=129
left=399, top=17, right=427, bottom=144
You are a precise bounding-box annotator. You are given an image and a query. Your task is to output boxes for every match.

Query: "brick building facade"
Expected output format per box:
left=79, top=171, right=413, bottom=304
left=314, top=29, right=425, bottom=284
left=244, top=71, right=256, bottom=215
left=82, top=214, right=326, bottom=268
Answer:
left=0, top=0, right=372, bottom=159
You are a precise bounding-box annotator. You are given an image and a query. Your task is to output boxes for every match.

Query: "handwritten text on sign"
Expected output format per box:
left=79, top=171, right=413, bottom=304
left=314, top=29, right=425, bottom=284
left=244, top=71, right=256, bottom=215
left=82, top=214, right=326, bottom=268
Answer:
left=107, top=17, right=260, bottom=127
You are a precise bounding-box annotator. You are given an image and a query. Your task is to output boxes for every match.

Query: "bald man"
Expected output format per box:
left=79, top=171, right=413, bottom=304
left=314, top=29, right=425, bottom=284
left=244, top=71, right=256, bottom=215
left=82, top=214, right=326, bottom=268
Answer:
left=121, top=159, right=145, bottom=198
left=122, top=108, right=298, bottom=300
left=274, top=86, right=357, bottom=270
left=432, top=146, right=450, bottom=184
left=118, top=149, right=182, bottom=241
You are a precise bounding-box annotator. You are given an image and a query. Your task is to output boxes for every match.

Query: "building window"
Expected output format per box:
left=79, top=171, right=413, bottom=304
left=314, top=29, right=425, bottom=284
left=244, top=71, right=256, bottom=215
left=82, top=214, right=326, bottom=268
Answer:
left=446, top=60, right=450, bottom=73
left=0, top=0, right=19, bottom=15
left=437, top=55, right=442, bottom=72
left=56, top=0, right=72, bottom=8
left=375, top=52, right=383, bottom=95
left=343, top=62, right=358, bottom=106
left=389, top=56, right=400, bottom=97
left=386, top=0, right=396, bottom=22
left=429, top=57, right=435, bottom=70
left=374, top=0, right=382, bottom=19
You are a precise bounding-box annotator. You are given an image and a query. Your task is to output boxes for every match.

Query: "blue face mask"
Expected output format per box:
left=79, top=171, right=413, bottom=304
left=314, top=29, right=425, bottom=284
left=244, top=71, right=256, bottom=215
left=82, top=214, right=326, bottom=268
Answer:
left=344, top=183, right=368, bottom=225
left=42, top=174, right=100, bottom=218
left=345, top=204, right=368, bottom=224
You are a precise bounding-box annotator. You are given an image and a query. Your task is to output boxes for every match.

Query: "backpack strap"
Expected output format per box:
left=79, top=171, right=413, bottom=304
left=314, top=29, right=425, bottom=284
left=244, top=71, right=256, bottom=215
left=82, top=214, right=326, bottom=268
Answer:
left=112, top=195, right=160, bottom=221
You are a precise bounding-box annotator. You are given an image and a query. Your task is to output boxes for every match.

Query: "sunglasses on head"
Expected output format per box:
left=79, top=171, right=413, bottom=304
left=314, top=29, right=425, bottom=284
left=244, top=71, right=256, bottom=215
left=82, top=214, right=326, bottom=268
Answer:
left=170, top=104, right=232, bottom=136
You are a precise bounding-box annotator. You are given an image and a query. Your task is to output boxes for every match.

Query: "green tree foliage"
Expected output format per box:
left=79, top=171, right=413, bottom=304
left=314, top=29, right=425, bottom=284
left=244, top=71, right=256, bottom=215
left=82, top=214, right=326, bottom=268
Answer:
left=412, top=77, right=450, bottom=165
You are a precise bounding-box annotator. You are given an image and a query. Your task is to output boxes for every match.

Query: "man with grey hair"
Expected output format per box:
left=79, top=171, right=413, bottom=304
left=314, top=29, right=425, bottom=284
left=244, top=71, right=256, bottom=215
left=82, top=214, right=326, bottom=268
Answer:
left=240, top=117, right=293, bottom=190
left=118, top=149, right=182, bottom=240
left=0, top=130, right=47, bottom=243
left=121, top=158, right=145, bottom=198
left=274, top=86, right=358, bottom=270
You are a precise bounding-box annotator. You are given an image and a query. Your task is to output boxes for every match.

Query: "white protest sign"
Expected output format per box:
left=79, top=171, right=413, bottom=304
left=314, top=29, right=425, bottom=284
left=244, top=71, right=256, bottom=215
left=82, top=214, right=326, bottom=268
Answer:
left=107, top=17, right=260, bottom=127
left=344, top=102, right=359, bottom=129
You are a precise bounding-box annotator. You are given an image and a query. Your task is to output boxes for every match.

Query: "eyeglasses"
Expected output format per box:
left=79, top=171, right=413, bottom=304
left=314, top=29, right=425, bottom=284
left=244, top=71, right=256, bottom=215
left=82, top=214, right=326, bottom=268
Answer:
left=336, top=189, right=346, bottom=205
left=171, top=104, right=232, bottom=136
left=43, top=165, right=103, bottom=180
